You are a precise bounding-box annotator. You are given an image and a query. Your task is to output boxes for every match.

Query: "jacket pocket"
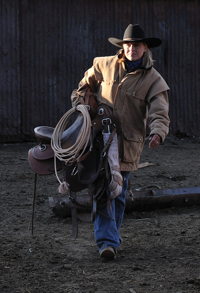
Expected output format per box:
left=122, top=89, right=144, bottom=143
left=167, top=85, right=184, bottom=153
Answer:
left=121, top=132, right=144, bottom=163
left=130, top=91, right=147, bottom=102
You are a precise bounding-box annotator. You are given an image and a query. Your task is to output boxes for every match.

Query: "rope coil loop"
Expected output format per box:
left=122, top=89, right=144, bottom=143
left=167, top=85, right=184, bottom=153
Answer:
left=51, top=105, right=91, bottom=191
left=51, top=104, right=91, bottom=165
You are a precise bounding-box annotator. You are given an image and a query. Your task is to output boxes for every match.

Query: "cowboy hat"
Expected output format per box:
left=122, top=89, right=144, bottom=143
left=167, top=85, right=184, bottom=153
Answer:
left=108, top=24, right=162, bottom=48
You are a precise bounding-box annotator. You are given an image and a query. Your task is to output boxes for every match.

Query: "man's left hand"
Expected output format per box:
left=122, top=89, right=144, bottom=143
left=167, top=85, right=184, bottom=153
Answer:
left=149, top=134, right=161, bottom=149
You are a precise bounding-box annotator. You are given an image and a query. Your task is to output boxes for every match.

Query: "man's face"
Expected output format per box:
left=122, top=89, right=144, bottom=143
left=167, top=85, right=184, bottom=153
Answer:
left=123, top=42, right=147, bottom=61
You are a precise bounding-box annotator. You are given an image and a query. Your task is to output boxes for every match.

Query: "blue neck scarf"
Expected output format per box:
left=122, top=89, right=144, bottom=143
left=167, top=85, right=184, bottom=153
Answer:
left=125, top=57, right=143, bottom=72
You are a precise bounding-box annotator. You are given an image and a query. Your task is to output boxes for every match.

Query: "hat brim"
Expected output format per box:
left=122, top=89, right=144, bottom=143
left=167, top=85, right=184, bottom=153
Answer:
left=108, top=37, right=162, bottom=48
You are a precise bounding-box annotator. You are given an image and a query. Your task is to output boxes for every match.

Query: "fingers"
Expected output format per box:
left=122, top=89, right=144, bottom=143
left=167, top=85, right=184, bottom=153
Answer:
left=149, top=134, right=161, bottom=149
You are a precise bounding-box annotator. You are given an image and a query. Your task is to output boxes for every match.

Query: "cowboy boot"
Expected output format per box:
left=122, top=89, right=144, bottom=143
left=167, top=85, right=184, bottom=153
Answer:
left=103, top=132, right=123, bottom=199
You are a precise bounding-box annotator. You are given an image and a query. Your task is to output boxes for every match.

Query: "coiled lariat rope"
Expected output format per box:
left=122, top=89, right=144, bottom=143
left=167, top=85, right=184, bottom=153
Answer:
left=51, top=104, right=91, bottom=193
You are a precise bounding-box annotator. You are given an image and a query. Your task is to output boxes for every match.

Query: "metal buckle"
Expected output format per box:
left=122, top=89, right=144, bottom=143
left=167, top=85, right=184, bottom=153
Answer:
left=102, top=118, right=112, bottom=133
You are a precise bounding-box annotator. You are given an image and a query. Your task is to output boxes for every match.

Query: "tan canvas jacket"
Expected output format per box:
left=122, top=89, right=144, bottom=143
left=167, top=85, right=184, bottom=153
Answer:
left=74, top=54, right=170, bottom=171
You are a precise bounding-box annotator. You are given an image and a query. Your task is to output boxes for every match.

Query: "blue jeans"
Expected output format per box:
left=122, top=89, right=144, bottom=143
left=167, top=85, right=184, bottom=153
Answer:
left=94, top=171, right=131, bottom=254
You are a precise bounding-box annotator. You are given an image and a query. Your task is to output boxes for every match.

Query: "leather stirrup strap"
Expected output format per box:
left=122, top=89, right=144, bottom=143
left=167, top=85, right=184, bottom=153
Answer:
left=84, top=88, right=91, bottom=105
left=77, top=130, right=94, bottom=163
left=77, top=128, right=116, bottom=185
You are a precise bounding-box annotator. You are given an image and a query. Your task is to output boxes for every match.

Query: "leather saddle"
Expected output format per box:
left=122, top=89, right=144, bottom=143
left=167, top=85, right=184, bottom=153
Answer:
left=28, top=103, right=118, bottom=183
left=28, top=89, right=120, bottom=238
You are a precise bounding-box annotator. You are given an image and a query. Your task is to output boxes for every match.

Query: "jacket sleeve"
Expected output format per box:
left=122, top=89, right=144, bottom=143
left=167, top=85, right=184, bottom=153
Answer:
left=70, top=77, right=90, bottom=107
left=71, top=58, right=102, bottom=107
left=148, top=91, right=170, bottom=142
left=84, top=57, right=103, bottom=92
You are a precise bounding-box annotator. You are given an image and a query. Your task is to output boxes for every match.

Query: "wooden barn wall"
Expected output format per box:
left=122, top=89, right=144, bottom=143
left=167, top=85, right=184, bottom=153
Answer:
left=0, top=0, right=21, bottom=142
left=0, top=0, right=199, bottom=142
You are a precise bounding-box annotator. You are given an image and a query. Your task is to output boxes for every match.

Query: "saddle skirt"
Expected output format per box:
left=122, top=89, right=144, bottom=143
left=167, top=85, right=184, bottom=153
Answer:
left=28, top=144, right=62, bottom=175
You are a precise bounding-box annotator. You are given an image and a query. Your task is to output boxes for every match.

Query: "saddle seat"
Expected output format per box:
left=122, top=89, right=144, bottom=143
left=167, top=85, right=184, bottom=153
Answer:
left=34, top=114, right=84, bottom=148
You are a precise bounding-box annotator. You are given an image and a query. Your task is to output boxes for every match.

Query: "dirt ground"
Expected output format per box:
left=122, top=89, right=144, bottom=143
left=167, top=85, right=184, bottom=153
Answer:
left=1, top=136, right=200, bottom=293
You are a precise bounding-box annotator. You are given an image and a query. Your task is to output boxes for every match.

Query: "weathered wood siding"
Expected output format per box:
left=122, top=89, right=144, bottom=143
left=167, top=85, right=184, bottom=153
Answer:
left=0, top=0, right=199, bottom=142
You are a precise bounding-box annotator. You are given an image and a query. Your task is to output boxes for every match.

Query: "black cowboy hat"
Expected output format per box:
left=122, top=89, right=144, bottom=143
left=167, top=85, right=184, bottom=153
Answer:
left=108, top=24, right=162, bottom=48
